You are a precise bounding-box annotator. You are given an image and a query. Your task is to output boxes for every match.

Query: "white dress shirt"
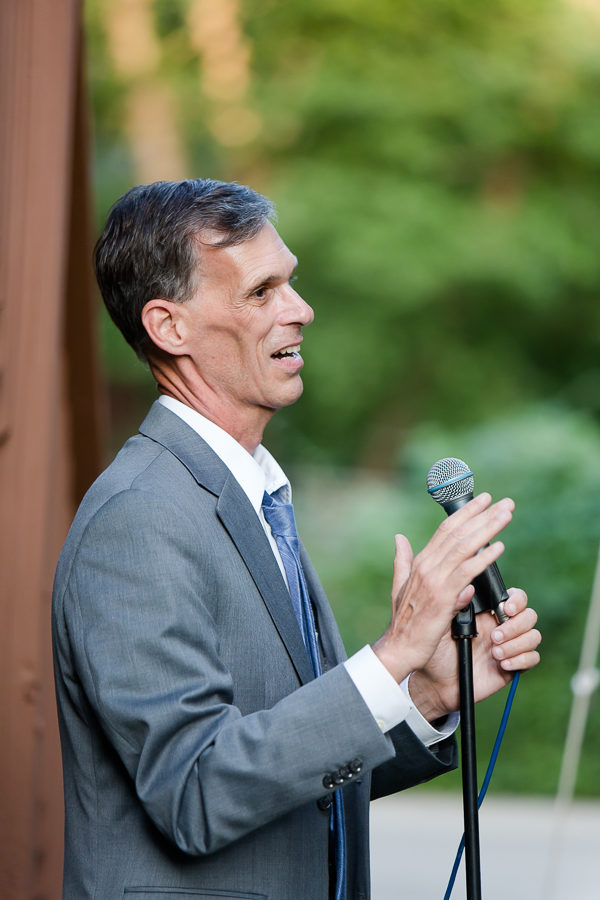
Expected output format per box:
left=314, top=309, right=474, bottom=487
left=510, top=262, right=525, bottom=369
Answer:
left=158, top=395, right=457, bottom=747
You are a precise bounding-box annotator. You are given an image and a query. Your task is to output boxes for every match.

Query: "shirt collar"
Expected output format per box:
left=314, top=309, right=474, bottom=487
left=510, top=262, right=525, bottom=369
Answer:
left=158, top=395, right=290, bottom=512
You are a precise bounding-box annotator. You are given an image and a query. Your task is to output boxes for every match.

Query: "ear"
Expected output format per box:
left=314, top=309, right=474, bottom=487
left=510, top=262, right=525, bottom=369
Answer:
left=141, top=298, right=187, bottom=356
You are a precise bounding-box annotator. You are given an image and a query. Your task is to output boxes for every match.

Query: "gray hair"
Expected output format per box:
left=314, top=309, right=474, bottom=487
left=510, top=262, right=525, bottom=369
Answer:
left=94, top=178, right=275, bottom=361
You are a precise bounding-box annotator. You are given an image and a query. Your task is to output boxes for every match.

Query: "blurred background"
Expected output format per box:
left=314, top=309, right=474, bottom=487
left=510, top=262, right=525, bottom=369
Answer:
left=89, top=0, right=600, bottom=793
left=2, top=0, right=599, bottom=897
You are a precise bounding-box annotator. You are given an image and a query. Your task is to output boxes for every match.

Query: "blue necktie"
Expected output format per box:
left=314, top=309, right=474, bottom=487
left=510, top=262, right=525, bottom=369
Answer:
left=262, top=489, right=347, bottom=900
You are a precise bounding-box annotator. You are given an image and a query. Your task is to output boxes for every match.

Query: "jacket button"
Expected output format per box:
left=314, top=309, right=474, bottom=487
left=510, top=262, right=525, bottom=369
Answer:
left=349, top=758, right=363, bottom=775
left=322, top=774, right=335, bottom=790
left=317, top=793, right=333, bottom=810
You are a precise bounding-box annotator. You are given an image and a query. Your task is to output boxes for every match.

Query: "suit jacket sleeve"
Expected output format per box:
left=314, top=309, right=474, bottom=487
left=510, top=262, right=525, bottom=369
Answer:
left=370, top=723, right=457, bottom=800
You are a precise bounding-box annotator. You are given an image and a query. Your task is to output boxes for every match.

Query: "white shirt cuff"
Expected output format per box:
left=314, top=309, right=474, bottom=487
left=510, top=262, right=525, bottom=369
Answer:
left=401, top=674, right=460, bottom=746
left=343, top=645, right=458, bottom=747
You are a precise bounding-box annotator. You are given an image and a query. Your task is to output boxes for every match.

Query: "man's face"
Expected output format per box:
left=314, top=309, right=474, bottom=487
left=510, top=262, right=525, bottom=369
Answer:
left=180, top=222, right=314, bottom=438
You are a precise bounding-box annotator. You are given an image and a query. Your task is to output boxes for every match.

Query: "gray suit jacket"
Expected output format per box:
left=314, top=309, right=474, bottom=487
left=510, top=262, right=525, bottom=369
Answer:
left=52, top=401, right=456, bottom=899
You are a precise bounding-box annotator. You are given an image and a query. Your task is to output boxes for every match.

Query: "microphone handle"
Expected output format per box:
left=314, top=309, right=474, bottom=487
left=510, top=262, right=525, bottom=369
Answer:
left=471, top=561, right=510, bottom=623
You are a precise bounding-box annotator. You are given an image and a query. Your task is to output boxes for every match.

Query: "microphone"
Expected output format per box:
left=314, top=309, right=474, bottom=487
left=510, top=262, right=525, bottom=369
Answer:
left=426, top=457, right=510, bottom=623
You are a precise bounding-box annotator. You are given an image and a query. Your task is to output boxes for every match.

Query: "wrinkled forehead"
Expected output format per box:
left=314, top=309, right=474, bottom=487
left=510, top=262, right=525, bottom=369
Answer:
left=193, top=222, right=297, bottom=289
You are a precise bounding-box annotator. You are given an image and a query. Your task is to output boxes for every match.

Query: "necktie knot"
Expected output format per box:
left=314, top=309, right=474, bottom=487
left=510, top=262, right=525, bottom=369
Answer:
left=261, top=490, right=298, bottom=541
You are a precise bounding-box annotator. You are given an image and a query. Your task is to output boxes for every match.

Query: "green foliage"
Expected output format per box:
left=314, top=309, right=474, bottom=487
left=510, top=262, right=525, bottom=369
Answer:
left=248, top=0, right=600, bottom=465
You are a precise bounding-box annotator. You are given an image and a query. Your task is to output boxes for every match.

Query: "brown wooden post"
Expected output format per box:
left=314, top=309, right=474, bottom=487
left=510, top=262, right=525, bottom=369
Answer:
left=0, top=2, right=105, bottom=897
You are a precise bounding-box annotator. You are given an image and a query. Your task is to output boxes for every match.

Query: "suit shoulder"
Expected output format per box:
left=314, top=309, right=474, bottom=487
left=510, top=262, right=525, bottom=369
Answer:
left=54, top=434, right=210, bottom=593
left=79, top=431, right=205, bottom=516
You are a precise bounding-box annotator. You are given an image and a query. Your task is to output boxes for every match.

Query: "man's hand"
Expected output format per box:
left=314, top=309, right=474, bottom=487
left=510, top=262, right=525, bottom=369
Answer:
left=372, top=492, right=515, bottom=683
left=407, top=589, right=541, bottom=721
left=372, top=492, right=542, bottom=722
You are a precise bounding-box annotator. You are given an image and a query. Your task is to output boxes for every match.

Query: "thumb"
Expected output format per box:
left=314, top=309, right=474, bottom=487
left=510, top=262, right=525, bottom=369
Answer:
left=392, top=534, right=414, bottom=597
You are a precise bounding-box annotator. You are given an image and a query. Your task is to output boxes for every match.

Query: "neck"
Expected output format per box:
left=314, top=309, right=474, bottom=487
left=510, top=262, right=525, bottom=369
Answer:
left=149, top=357, right=271, bottom=454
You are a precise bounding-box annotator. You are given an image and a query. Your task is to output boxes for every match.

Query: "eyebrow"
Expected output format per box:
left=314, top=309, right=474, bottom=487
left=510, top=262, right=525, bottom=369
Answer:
left=245, top=263, right=298, bottom=297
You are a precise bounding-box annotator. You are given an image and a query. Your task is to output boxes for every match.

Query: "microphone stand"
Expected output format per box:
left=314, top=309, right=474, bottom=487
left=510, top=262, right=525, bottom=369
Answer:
left=426, top=459, right=513, bottom=900
left=452, top=601, right=482, bottom=900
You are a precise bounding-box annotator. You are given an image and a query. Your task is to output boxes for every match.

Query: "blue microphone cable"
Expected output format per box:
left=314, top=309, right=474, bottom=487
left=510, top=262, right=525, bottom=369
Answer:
left=443, top=671, right=521, bottom=900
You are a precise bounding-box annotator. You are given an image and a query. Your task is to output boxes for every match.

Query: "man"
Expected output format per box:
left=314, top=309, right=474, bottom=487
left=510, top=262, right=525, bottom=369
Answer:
left=52, top=178, right=541, bottom=899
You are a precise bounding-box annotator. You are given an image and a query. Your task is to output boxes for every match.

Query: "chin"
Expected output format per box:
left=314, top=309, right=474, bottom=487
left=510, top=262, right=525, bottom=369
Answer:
left=285, top=378, right=305, bottom=406
left=271, top=379, right=304, bottom=411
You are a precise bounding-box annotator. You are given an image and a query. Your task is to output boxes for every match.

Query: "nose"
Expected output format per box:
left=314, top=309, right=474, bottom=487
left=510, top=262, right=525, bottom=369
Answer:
left=281, top=283, right=314, bottom=327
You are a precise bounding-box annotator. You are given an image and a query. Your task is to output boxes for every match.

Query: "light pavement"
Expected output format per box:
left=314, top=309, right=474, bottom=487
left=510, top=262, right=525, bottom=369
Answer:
left=369, top=791, right=600, bottom=900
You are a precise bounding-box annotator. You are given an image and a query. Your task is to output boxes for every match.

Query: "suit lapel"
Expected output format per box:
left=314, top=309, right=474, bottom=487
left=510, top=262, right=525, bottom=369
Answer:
left=139, top=402, right=315, bottom=685
left=217, top=477, right=314, bottom=685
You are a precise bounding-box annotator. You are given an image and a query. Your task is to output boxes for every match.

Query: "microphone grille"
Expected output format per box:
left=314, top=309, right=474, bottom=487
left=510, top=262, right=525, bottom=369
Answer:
left=427, top=457, right=474, bottom=504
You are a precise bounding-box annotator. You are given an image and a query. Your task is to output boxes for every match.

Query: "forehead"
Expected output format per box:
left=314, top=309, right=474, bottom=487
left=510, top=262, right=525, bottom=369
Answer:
left=197, top=222, right=297, bottom=289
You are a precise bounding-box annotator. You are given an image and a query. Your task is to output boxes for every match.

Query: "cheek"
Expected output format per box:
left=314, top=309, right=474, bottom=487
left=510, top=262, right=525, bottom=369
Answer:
left=205, top=333, right=260, bottom=384
left=195, top=322, right=243, bottom=357
left=190, top=311, right=270, bottom=376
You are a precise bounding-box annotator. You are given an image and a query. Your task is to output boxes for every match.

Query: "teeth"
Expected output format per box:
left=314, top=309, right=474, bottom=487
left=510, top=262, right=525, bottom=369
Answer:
left=272, top=344, right=302, bottom=359
left=273, top=345, right=301, bottom=357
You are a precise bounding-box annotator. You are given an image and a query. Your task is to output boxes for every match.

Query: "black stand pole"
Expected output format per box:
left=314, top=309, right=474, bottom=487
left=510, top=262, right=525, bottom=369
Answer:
left=452, top=602, right=481, bottom=900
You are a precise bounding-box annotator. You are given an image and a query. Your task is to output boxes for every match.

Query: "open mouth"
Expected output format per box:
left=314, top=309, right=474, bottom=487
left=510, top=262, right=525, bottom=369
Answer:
left=271, top=344, right=301, bottom=360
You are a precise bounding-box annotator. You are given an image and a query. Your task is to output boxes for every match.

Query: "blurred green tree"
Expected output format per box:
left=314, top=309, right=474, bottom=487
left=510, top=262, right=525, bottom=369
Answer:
left=86, top=0, right=600, bottom=469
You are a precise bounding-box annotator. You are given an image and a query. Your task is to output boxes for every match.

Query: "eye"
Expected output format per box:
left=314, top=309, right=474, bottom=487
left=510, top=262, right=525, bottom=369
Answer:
left=251, top=285, right=269, bottom=300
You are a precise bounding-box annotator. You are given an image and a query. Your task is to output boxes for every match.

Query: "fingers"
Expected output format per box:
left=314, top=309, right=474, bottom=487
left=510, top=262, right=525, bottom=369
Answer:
left=451, top=540, right=506, bottom=596
left=445, top=499, right=514, bottom=567
left=426, top=492, right=494, bottom=553
left=501, top=586, right=528, bottom=617
left=494, top=645, right=541, bottom=673
left=399, top=495, right=514, bottom=626
left=491, top=589, right=536, bottom=642
left=423, top=495, right=514, bottom=579
left=433, top=493, right=513, bottom=544
left=490, top=591, right=542, bottom=672
left=391, top=534, right=414, bottom=599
